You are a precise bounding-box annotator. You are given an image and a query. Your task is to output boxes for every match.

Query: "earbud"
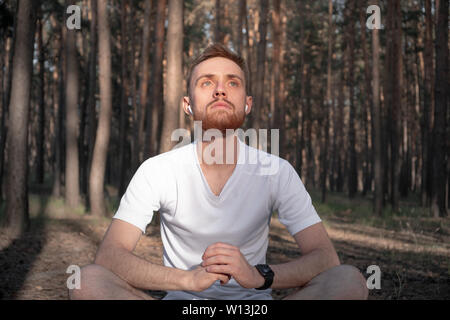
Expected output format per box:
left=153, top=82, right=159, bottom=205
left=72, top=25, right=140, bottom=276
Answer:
left=245, top=104, right=248, bottom=112
left=188, top=105, right=193, bottom=115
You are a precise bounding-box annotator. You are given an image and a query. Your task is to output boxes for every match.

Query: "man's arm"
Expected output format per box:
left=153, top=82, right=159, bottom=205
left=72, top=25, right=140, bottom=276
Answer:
left=94, top=218, right=230, bottom=292
left=202, top=222, right=340, bottom=290
left=268, top=222, right=340, bottom=289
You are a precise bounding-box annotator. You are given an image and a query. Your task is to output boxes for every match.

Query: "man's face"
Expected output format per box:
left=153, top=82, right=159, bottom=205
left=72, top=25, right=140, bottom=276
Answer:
left=185, top=57, right=252, bottom=132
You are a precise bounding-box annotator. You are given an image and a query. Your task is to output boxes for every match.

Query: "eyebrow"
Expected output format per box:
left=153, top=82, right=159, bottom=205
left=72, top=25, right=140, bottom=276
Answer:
left=195, top=73, right=244, bottom=85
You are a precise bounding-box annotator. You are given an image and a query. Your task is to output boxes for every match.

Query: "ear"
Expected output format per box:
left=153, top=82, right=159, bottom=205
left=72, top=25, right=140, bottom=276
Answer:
left=245, top=96, right=253, bottom=115
left=182, top=96, right=192, bottom=116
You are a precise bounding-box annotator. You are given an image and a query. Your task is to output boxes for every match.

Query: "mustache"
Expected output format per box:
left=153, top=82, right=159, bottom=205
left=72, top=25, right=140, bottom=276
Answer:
left=206, top=98, right=235, bottom=110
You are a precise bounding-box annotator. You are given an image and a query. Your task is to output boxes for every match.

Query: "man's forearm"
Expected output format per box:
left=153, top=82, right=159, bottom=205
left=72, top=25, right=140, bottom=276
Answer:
left=94, top=245, right=189, bottom=291
left=269, top=248, right=340, bottom=289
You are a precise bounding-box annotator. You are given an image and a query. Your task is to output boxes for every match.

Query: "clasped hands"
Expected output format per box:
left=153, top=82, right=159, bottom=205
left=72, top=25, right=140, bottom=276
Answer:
left=186, top=242, right=265, bottom=292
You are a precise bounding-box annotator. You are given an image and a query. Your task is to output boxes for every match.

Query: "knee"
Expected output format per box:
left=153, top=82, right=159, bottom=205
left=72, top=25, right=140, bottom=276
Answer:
left=332, top=265, right=369, bottom=300
left=68, top=264, right=106, bottom=300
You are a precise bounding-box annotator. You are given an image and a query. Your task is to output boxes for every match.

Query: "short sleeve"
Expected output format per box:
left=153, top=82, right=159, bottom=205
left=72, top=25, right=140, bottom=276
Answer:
left=112, top=159, right=163, bottom=233
left=271, top=160, right=321, bottom=236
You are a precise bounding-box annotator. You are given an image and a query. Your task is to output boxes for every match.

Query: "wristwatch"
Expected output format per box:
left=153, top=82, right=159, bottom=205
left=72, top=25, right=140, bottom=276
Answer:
left=254, top=264, right=274, bottom=290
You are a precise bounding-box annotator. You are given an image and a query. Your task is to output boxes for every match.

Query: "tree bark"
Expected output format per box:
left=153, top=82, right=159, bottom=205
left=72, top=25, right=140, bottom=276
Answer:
left=64, top=0, right=80, bottom=209
left=89, top=0, right=112, bottom=217
left=253, top=0, right=269, bottom=133
left=0, top=35, right=13, bottom=200
left=118, top=0, right=130, bottom=198
left=236, top=0, right=245, bottom=56
left=371, top=0, right=383, bottom=216
left=431, top=0, right=448, bottom=217
left=160, top=0, right=183, bottom=154
left=3, top=0, right=39, bottom=236
left=359, top=5, right=373, bottom=197
left=214, top=0, right=223, bottom=44
left=346, top=0, right=357, bottom=198
left=36, top=13, right=45, bottom=184
left=50, top=15, right=65, bottom=198
left=421, top=0, right=434, bottom=207
left=321, top=0, right=333, bottom=203
left=387, top=0, right=403, bottom=212
left=271, top=0, right=281, bottom=132
left=135, top=0, right=152, bottom=168
left=146, top=0, right=166, bottom=158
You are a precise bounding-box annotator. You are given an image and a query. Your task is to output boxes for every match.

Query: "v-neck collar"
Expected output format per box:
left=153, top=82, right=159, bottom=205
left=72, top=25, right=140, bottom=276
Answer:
left=193, top=137, right=245, bottom=203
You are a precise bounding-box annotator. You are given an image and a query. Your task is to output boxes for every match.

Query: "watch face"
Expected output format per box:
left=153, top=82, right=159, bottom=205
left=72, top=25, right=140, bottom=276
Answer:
left=260, top=265, right=271, bottom=273
left=257, top=264, right=274, bottom=276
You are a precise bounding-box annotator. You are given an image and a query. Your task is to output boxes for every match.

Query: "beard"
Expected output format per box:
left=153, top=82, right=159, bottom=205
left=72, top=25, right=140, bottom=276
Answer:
left=195, top=99, right=246, bottom=133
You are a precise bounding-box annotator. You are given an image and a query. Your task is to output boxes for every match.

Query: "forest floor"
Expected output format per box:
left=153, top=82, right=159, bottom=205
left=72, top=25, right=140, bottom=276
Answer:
left=0, top=188, right=449, bottom=300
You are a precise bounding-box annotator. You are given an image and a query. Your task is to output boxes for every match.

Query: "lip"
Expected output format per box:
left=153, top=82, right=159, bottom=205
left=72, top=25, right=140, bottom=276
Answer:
left=210, top=101, right=232, bottom=110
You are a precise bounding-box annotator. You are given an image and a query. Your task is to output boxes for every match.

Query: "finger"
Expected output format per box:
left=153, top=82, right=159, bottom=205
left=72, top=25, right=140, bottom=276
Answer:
left=207, top=242, right=238, bottom=251
left=206, top=264, right=233, bottom=276
left=202, top=247, right=237, bottom=260
left=202, top=255, right=234, bottom=267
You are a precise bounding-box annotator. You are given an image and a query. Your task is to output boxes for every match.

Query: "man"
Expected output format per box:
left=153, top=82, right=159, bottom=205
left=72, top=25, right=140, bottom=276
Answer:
left=70, top=43, right=368, bottom=300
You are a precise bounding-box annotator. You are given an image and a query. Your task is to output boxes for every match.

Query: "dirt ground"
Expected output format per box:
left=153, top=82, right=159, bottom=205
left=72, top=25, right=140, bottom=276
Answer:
left=0, top=212, right=449, bottom=300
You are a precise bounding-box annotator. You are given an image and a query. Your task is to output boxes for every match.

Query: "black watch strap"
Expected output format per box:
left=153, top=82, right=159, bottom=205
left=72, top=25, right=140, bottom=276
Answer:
left=254, top=264, right=274, bottom=290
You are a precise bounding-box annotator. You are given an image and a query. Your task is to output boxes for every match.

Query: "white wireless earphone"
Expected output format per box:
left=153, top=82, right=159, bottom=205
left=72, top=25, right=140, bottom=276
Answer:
left=245, top=104, right=249, bottom=112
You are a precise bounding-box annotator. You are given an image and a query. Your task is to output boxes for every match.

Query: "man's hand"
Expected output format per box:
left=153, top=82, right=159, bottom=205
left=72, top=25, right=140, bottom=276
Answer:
left=201, top=242, right=265, bottom=289
left=186, top=266, right=231, bottom=292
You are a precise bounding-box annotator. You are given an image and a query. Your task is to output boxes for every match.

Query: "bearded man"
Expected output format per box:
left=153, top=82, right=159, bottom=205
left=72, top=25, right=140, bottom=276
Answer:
left=69, top=43, right=368, bottom=300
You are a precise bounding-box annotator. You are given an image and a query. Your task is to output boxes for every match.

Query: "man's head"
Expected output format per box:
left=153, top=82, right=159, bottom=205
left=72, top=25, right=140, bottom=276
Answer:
left=183, top=43, right=252, bottom=133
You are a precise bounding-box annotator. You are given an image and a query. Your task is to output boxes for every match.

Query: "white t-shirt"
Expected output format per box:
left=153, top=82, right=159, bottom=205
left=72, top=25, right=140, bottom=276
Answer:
left=113, top=137, right=321, bottom=300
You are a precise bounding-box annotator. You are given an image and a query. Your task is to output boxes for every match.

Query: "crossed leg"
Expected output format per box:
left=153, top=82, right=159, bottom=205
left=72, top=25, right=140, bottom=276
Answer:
left=282, top=264, right=369, bottom=300
left=69, top=264, right=368, bottom=300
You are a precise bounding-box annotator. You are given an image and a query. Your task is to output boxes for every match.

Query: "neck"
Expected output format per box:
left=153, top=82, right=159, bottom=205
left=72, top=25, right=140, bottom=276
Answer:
left=197, top=132, right=239, bottom=168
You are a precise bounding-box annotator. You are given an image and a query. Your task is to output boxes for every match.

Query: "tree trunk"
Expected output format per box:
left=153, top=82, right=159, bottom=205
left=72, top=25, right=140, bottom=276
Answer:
left=431, top=0, right=448, bottom=217
left=336, top=72, right=345, bottom=192
left=50, top=15, right=65, bottom=198
left=371, top=0, right=383, bottom=216
left=64, top=0, right=80, bottom=209
left=0, top=35, right=13, bottom=200
left=3, top=0, right=39, bottom=236
left=36, top=13, right=45, bottom=184
left=388, top=0, right=403, bottom=213
left=359, top=5, right=373, bottom=197
left=89, top=0, right=112, bottom=217
left=160, top=0, right=183, bottom=154
left=135, top=0, right=152, bottom=168
left=346, top=0, right=357, bottom=198
left=271, top=0, right=281, bottom=132
left=421, top=0, right=434, bottom=207
left=294, top=0, right=306, bottom=178
left=305, top=66, right=315, bottom=189
left=236, top=0, right=245, bottom=56
left=129, top=2, right=139, bottom=176
left=146, top=0, right=166, bottom=158
left=253, top=0, right=269, bottom=133
left=118, top=0, right=130, bottom=198
left=321, top=0, right=333, bottom=203
left=86, top=0, right=98, bottom=196
left=214, top=0, right=223, bottom=44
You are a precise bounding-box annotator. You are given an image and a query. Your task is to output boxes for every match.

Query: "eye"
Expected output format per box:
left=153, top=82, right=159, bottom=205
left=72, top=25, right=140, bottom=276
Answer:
left=229, top=80, right=239, bottom=87
left=201, top=80, right=212, bottom=87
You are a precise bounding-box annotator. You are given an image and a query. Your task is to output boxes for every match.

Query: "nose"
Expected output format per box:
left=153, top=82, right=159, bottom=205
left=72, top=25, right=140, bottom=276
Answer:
left=213, top=82, right=227, bottom=99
